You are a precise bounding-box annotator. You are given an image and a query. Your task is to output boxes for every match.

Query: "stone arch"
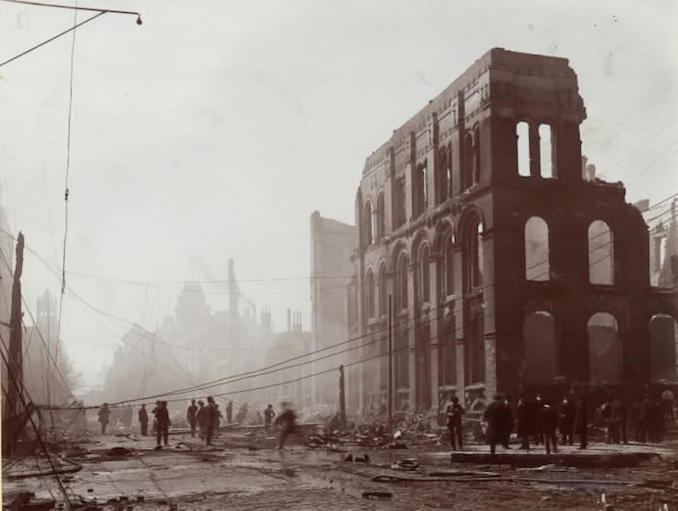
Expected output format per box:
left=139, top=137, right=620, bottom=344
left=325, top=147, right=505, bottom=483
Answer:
left=522, top=311, right=558, bottom=385
left=587, top=312, right=622, bottom=383
left=525, top=216, right=550, bottom=281
left=649, top=313, right=678, bottom=382
left=588, top=219, right=614, bottom=285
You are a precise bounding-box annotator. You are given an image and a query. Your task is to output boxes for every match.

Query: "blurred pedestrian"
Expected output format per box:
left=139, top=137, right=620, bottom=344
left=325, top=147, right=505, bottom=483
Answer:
left=274, top=402, right=297, bottom=449
left=98, top=403, right=111, bottom=434
left=661, top=388, right=675, bottom=422
left=214, top=404, right=223, bottom=438
left=138, top=404, right=148, bottom=436
left=532, top=394, right=545, bottom=445
left=483, top=395, right=504, bottom=455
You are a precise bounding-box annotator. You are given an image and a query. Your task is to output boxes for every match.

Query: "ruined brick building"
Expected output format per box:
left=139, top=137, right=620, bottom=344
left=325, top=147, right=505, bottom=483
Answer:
left=345, top=48, right=678, bottom=416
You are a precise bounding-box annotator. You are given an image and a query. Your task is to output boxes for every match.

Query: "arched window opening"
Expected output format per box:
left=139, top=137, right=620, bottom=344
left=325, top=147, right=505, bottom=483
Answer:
left=365, top=270, right=375, bottom=319
left=463, top=217, right=483, bottom=291
left=378, top=265, right=387, bottom=317
left=525, top=216, right=550, bottom=281
left=414, top=163, right=428, bottom=217
left=539, top=124, right=554, bottom=178
left=437, top=148, right=449, bottom=204
left=588, top=220, right=614, bottom=285
left=517, top=121, right=530, bottom=176
left=462, top=133, right=474, bottom=190
left=394, top=177, right=406, bottom=228
left=587, top=312, right=621, bottom=383
left=363, top=202, right=373, bottom=246
left=473, top=126, right=481, bottom=184
left=396, top=253, right=409, bottom=311
left=523, top=311, right=557, bottom=384
left=439, top=233, right=455, bottom=298
left=649, top=314, right=678, bottom=382
left=376, top=193, right=385, bottom=240
left=418, top=244, right=430, bottom=304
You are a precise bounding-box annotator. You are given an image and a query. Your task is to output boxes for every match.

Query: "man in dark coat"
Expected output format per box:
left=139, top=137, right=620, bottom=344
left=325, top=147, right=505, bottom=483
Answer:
left=446, top=396, right=465, bottom=450
left=138, top=404, right=149, bottom=436
left=532, top=395, right=545, bottom=445
left=186, top=399, right=198, bottom=437
left=264, top=404, right=276, bottom=430
left=155, top=401, right=170, bottom=448
left=205, top=397, right=218, bottom=445
left=483, top=395, right=505, bottom=455
left=500, top=395, right=514, bottom=449
left=226, top=400, right=233, bottom=424
left=574, top=395, right=588, bottom=449
left=537, top=402, right=559, bottom=455
left=558, top=395, right=576, bottom=446
left=98, top=403, right=111, bottom=434
left=516, top=395, right=531, bottom=450
left=196, top=400, right=207, bottom=440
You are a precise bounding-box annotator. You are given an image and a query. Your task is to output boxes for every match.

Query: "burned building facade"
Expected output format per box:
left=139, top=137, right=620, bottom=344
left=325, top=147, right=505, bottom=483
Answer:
left=346, top=48, right=678, bottom=416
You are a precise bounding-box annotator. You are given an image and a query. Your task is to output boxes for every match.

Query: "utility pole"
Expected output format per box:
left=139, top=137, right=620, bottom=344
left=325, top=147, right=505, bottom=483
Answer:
left=3, top=232, right=25, bottom=451
left=388, top=294, right=393, bottom=433
left=339, top=364, right=346, bottom=429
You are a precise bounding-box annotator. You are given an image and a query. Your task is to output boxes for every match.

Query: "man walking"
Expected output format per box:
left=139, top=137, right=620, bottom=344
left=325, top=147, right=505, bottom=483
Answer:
left=197, top=400, right=207, bottom=440
left=186, top=399, right=198, bottom=437
left=574, top=395, right=588, bottom=449
left=98, top=403, right=111, bottom=434
left=537, top=402, right=559, bottom=455
left=138, top=404, right=149, bottom=437
left=155, top=401, right=170, bottom=449
left=446, top=396, right=465, bottom=450
left=516, top=395, right=531, bottom=450
left=264, top=404, right=276, bottom=430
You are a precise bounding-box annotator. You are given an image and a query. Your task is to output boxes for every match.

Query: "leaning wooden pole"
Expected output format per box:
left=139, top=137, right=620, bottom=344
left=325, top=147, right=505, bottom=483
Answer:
left=3, top=232, right=25, bottom=453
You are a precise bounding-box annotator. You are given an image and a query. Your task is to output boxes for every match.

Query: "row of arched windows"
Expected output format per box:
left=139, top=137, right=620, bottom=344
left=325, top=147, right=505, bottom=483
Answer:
left=524, top=216, right=615, bottom=285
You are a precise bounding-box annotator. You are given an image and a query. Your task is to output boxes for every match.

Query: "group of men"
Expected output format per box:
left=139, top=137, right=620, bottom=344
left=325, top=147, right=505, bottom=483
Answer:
left=483, top=394, right=589, bottom=455
left=185, top=397, right=224, bottom=445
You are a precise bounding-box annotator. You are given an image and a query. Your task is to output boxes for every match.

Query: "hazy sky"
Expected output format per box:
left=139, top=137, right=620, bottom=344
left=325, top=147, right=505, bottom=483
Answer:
left=1, top=0, right=677, bottom=390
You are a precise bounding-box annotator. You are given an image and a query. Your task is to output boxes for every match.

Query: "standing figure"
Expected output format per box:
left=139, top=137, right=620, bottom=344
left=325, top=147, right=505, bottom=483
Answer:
left=537, top=403, right=559, bottom=455
left=500, top=395, right=514, bottom=449
left=446, top=396, right=465, bottom=450
left=532, top=395, right=545, bottom=445
left=516, top=395, right=531, bottom=450
left=609, top=396, right=625, bottom=444
left=574, top=395, right=588, bottom=449
left=151, top=400, right=160, bottom=435
left=636, top=394, right=652, bottom=442
left=138, top=404, right=149, bottom=436
left=186, top=399, right=198, bottom=437
left=214, top=404, right=223, bottom=438
left=205, top=397, right=218, bottom=445
left=196, top=400, right=207, bottom=440
left=98, top=403, right=111, bottom=434
left=558, top=395, right=576, bottom=446
left=483, top=395, right=505, bottom=455
left=226, top=400, right=233, bottom=424
left=274, top=402, right=297, bottom=449
left=155, top=401, right=170, bottom=448
left=264, top=404, right=276, bottom=430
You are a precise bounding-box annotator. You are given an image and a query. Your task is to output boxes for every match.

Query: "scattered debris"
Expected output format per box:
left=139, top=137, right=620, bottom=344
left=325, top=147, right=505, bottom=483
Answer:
left=390, top=458, right=419, bottom=471
left=362, top=490, right=393, bottom=500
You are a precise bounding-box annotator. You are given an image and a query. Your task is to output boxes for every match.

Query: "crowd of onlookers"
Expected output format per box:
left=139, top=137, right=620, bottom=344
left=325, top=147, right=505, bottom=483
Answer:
left=442, top=386, right=675, bottom=454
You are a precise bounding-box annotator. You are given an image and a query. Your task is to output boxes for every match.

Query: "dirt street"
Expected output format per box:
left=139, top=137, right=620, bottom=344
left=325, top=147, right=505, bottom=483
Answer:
left=4, top=429, right=678, bottom=510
